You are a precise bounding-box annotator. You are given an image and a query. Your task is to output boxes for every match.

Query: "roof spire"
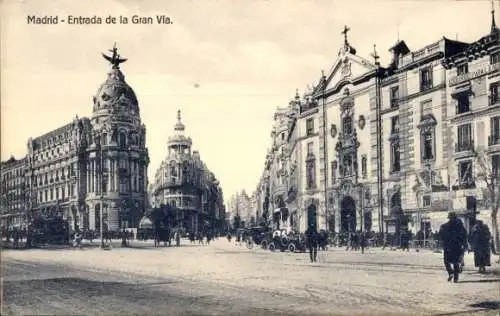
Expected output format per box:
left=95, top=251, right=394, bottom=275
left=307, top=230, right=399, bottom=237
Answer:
left=341, top=25, right=350, bottom=47
left=174, top=109, right=185, bottom=131
left=371, top=44, right=380, bottom=66
left=492, top=0, right=498, bottom=33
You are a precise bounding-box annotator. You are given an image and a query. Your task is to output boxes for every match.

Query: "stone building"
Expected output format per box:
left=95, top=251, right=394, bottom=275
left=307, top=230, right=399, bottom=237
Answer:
left=441, top=14, right=500, bottom=234
left=0, top=156, right=28, bottom=229
left=151, top=111, right=225, bottom=234
left=226, top=190, right=254, bottom=228
left=255, top=9, right=500, bottom=238
left=0, top=46, right=150, bottom=232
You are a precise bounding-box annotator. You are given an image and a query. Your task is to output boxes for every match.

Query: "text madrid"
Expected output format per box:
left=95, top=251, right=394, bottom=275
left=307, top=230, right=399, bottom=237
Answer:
left=26, top=15, right=173, bottom=25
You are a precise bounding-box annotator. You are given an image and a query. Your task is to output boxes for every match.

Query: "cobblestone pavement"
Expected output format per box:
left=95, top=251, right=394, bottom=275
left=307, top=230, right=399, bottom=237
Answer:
left=2, top=239, right=499, bottom=316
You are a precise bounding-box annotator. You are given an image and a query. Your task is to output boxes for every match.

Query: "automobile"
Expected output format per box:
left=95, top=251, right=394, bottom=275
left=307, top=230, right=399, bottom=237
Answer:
left=267, top=230, right=306, bottom=253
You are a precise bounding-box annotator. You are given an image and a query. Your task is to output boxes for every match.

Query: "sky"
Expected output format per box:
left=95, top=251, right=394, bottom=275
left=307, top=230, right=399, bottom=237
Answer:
left=1, top=0, right=498, bottom=205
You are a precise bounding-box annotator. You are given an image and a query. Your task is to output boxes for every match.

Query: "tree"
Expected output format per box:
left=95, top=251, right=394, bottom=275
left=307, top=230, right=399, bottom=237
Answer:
left=233, top=214, right=241, bottom=231
left=475, top=148, right=499, bottom=252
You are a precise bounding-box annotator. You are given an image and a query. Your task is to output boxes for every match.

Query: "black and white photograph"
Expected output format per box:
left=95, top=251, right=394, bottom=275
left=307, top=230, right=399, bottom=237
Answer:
left=1, top=0, right=500, bottom=315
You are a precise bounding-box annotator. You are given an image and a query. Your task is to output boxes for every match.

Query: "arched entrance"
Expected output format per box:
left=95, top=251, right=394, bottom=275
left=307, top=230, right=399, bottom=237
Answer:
left=307, top=204, right=317, bottom=231
left=341, top=196, right=356, bottom=233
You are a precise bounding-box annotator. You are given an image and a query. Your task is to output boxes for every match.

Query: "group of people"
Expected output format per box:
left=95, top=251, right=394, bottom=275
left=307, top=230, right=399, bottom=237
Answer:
left=189, top=231, right=215, bottom=245
left=439, top=212, right=494, bottom=283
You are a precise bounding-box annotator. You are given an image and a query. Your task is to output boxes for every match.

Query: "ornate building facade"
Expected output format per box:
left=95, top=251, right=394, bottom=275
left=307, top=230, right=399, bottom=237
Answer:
left=0, top=46, right=150, bottom=232
left=151, top=111, right=225, bottom=234
left=0, top=156, right=28, bottom=229
left=255, top=10, right=500, bottom=238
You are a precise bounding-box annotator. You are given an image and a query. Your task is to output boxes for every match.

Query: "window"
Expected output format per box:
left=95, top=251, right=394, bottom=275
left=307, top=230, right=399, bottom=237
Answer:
left=456, top=93, right=470, bottom=114
left=423, top=195, right=431, bottom=208
left=102, top=133, right=107, bottom=145
left=361, top=155, right=367, bottom=178
left=306, top=118, right=314, bottom=136
left=390, top=86, right=399, bottom=107
left=422, top=131, right=434, bottom=161
left=490, top=82, right=499, bottom=105
left=457, top=63, right=468, bottom=76
left=490, top=116, right=500, bottom=146
left=420, top=100, right=432, bottom=117
left=391, top=116, right=400, bottom=134
left=281, top=133, right=285, bottom=140
left=457, top=123, right=472, bottom=151
left=119, top=132, right=127, bottom=148
left=343, top=117, right=353, bottom=135
left=331, top=161, right=337, bottom=184
left=420, top=67, right=433, bottom=91
left=306, top=160, right=316, bottom=189
left=307, top=142, right=314, bottom=156
left=458, top=160, right=473, bottom=184
left=492, top=154, right=500, bottom=177
left=491, top=52, right=500, bottom=65
left=119, top=177, right=128, bottom=193
left=391, top=141, right=401, bottom=172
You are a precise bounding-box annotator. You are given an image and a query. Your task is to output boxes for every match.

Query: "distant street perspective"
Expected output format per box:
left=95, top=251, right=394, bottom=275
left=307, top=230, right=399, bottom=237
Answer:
left=2, top=238, right=499, bottom=316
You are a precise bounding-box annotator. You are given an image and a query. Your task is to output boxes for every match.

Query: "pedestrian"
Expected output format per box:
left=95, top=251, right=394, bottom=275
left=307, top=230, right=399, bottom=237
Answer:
left=438, top=212, right=468, bottom=283
left=305, top=226, right=318, bottom=263
left=469, top=220, right=492, bottom=274
left=175, top=231, right=181, bottom=247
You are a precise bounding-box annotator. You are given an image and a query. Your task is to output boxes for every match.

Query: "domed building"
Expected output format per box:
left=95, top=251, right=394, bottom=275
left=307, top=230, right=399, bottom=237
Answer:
left=1, top=45, right=150, bottom=234
left=151, top=111, right=225, bottom=235
left=84, top=48, right=150, bottom=232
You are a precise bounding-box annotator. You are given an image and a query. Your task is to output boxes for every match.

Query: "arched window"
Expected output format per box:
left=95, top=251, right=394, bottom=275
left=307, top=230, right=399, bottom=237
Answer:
left=119, top=132, right=126, bottom=148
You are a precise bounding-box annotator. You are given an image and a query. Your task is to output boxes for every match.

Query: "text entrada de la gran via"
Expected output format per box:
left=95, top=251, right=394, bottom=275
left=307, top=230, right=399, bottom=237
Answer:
left=27, top=15, right=173, bottom=25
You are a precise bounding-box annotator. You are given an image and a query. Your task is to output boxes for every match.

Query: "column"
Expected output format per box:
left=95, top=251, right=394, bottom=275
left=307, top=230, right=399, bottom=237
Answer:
left=108, top=207, right=119, bottom=231
left=114, top=160, right=119, bottom=192
left=86, top=161, right=90, bottom=193
left=89, top=203, right=96, bottom=230
left=91, top=160, right=94, bottom=193
left=334, top=203, right=341, bottom=233
left=109, top=160, right=114, bottom=192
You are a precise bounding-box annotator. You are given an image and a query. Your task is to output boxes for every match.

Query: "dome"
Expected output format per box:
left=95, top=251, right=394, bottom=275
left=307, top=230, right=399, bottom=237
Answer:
left=93, top=67, right=140, bottom=116
left=167, top=110, right=192, bottom=147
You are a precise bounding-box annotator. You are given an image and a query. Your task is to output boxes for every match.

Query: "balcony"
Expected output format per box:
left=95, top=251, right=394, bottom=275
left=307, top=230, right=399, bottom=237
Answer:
left=452, top=180, right=476, bottom=191
left=455, top=140, right=474, bottom=153
left=489, top=135, right=500, bottom=146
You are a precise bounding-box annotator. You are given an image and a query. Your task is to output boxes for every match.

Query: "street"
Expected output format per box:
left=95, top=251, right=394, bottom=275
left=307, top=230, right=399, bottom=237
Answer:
left=2, top=239, right=499, bottom=316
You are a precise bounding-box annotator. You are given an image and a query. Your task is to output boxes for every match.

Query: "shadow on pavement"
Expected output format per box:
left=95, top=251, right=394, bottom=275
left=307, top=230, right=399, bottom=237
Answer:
left=431, top=301, right=500, bottom=316
left=459, top=279, right=500, bottom=284
left=469, top=301, right=500, bottom=309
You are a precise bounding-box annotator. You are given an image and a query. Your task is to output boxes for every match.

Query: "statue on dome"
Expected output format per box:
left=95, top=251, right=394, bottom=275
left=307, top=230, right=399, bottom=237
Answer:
left=102, top=43, right=127, bottom=69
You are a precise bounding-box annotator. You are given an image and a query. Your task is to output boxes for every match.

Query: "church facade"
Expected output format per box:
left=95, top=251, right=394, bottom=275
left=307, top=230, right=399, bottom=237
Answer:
left=0, top=46, right=150, bottom=232
left=256, top=12, right=500, bottom=238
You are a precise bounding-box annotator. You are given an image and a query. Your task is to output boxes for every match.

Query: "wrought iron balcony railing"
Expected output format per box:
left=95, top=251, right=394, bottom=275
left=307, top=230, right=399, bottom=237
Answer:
left=455, top=140, right=474, bottom=153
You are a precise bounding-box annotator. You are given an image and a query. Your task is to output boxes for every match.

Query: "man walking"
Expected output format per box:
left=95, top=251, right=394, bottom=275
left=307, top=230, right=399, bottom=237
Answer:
left=438, top=212, right=468, bottom=283
left=306, top=226, right=318, bottom=263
